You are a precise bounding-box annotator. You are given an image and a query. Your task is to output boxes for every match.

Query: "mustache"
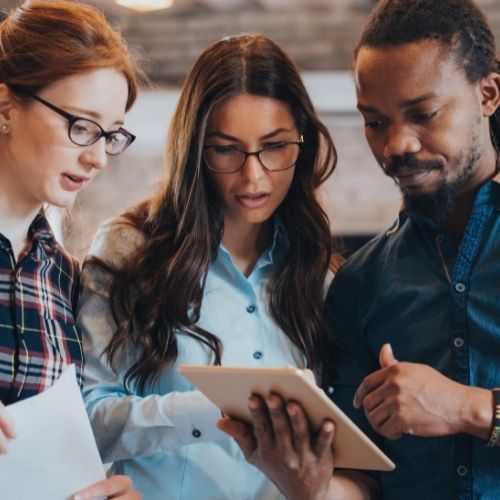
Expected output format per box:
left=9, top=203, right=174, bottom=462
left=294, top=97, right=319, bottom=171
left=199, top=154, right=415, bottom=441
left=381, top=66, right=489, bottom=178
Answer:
left=383, top=154, right=444, bottom=178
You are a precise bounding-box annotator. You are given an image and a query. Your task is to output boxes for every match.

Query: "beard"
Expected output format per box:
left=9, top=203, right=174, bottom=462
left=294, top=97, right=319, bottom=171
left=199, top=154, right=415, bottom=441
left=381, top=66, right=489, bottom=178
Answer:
left=383, top=135, right=481, bottom=225
left=401, top=169, right=472, bottom=224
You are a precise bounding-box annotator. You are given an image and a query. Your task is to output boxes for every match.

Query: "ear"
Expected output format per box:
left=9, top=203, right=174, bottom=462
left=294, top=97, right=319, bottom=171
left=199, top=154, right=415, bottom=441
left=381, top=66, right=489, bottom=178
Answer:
left=0, top=83, right=13, bottom=121
left=480, top=72, right=500, bottom=118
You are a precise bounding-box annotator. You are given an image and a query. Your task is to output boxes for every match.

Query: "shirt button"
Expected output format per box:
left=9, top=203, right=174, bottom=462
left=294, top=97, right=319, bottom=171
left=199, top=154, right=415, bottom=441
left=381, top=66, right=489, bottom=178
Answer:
left=192, top=428, right=201, bottom=438
left=454, top=337, right=465, bottom=348
left=253, top=351, right=263, bottom=360
left=454, top=282, right=466, bottom=293
left=246, top=305, right=256, bottom=313
left=435, top=234, right=444, bottom=244
left=456, top=465, right=468, bottom=476
left=327, top=385, right=335, bottom=395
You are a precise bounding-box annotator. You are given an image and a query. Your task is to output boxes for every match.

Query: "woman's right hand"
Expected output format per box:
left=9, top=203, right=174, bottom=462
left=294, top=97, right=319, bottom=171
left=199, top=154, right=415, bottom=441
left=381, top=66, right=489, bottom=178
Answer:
left=0, top=401, right=16, bottom=453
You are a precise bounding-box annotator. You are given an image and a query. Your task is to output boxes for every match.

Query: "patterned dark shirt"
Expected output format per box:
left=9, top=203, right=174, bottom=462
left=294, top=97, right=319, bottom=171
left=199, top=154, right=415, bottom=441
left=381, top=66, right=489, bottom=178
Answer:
left=0, top=212, right=83, bottom=404
left=326, top=178, right=500, bottom=500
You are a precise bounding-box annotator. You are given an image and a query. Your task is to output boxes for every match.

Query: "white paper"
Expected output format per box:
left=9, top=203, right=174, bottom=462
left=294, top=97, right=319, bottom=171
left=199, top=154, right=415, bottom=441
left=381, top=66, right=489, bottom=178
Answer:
left=0, top=365, right=106, bottom=500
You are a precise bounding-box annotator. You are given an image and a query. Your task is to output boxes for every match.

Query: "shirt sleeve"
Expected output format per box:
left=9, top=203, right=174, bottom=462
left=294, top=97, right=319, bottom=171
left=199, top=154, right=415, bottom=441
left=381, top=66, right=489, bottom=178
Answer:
left=324, top=270, right=384, bottom=465
left=77, top=221, right=228, bottom=464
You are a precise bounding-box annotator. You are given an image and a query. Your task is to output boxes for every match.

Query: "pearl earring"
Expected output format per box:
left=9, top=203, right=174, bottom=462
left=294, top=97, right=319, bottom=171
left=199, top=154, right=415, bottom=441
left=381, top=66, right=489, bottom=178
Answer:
left=0, top=123, right=9, bottom=133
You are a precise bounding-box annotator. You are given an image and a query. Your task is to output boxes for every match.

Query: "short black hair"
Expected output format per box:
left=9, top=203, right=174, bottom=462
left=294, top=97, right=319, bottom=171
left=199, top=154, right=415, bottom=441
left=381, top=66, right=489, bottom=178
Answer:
left=355, top=0, right=499, bottom=153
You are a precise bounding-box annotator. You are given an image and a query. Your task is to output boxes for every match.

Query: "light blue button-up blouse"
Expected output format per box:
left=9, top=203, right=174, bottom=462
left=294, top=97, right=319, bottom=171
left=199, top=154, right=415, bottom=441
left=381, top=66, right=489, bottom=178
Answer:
left=78, top=218, right=306, bottom=500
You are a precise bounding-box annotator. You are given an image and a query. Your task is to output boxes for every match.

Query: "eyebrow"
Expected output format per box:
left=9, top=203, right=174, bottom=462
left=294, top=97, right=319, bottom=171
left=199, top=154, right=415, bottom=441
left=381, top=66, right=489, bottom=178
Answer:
left=67, top=106, right=124, bottom=126
left=206, top=127, right=295, bottom=141
left=357, top=92, right=438, bottom=113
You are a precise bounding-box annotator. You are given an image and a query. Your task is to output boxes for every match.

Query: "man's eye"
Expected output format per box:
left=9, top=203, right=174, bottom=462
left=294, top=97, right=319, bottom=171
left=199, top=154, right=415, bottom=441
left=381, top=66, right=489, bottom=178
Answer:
left=364, top=120, right=385, bottom=130
left=414, top=110, right=439, bottom=122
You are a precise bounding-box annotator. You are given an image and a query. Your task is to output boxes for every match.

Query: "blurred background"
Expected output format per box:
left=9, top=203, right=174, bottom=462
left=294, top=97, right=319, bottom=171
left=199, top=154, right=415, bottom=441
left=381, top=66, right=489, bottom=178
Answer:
left=2, top=0, right=499, bottom=258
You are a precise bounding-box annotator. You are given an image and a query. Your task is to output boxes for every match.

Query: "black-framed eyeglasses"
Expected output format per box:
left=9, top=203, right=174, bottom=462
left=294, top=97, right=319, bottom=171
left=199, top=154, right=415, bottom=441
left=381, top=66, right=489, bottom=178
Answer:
left=13, top=87, right=135, bottom=156
left=203, top=136, right=304, bottom=174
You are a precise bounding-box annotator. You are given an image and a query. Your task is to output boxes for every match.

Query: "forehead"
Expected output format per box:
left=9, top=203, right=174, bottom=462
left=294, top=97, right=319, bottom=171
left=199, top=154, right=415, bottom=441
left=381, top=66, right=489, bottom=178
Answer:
left=354, top=40, right=472, bottom=108
left=208, top=93, right=296, bottom=132
left=39, top=68, right=129, bottom=120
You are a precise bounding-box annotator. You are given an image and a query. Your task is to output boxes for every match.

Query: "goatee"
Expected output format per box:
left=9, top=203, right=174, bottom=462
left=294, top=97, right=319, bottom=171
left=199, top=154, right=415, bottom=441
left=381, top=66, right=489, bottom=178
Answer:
left=384, top=144, right=480, bottom=225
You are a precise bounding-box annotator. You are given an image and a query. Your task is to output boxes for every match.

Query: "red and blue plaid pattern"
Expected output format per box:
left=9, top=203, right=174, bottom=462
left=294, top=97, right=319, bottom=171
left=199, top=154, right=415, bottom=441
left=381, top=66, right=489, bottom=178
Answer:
left=0, top=213, right=83, bottom=404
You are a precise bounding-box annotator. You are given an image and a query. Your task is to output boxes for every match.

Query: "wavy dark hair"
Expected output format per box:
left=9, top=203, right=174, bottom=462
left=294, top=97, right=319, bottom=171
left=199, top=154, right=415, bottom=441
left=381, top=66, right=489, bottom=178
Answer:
left=95, top=34, right=337, bottom=392
left=355, top=0, right=500, bottom=156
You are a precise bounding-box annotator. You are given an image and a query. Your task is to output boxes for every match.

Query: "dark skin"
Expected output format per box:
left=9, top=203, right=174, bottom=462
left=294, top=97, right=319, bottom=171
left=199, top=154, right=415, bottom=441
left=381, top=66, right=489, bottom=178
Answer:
left=218, top=39, right=500, bottom=499
left=218, top=394, right=380, bottom=499
left=354, top=40, right=500, bottom=443
left=356, top=40, right=500, bottom=243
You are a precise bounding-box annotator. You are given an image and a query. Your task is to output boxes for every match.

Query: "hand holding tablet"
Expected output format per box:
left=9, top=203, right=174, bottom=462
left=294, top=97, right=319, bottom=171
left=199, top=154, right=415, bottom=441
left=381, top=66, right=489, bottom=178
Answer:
left=178, top=364, right=395, bottom=472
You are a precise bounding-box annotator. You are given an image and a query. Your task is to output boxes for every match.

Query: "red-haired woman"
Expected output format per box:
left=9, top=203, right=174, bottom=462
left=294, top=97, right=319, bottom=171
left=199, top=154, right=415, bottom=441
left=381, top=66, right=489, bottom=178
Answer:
left=0, top=1, right=142, bottom=498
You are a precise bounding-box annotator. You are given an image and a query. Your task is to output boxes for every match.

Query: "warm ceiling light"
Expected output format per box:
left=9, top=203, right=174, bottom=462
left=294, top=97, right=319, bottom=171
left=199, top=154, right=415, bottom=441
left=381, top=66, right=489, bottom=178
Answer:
left=115, top=0, right=173, bottom=12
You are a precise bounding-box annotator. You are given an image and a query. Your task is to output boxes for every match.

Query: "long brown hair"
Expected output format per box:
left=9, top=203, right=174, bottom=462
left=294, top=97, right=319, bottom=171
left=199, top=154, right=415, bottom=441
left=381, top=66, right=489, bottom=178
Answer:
left=99, top=34, right=337, bottom=392
left=0, top=0, right=143, bottom=109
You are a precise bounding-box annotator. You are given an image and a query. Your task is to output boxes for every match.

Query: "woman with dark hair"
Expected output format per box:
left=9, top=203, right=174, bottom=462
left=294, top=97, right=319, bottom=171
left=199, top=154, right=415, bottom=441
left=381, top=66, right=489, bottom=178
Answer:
left=0, top=1, right=142, bottom=498
left=78, top=33, right=337, bottom=499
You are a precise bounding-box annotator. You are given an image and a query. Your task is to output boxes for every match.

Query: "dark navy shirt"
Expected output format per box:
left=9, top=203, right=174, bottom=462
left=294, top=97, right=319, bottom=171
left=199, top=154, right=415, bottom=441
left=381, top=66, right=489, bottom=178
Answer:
left=325, top=178, right=500, bottom=500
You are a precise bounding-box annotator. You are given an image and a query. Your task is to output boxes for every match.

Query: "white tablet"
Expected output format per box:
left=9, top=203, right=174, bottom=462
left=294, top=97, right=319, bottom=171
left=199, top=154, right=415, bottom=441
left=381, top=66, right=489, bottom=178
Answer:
left=178, top=364, right=395, bottom=472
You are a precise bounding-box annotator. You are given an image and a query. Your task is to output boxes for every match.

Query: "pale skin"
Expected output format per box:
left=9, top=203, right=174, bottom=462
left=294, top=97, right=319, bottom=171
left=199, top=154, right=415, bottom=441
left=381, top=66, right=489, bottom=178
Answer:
left=205, top=93, right=297, bottom=275
left=0, top=71, right=115, bottom=257
left=0, top=69, right=140, bottom=498
left=354, top=40, right=500, bottom=446
left=71, top=476, right=140, bottom=500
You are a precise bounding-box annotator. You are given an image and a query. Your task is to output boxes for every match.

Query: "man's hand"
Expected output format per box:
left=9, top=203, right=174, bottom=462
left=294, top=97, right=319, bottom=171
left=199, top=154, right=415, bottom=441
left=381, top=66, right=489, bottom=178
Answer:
left=0, top=401, right=16, bottom=454
left=353, top=344, right=491, bottom=440
left=218, top=393, right=335, bottom=500
left=71, top=475, right=141, bottom=500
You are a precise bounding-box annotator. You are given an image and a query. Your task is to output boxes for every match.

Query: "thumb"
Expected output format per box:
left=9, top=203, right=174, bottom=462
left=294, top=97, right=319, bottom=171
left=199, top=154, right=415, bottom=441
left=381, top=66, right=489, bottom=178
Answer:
left=217, top=417, right=257, bottom=461
left=379, top=343, right=398, bottom=368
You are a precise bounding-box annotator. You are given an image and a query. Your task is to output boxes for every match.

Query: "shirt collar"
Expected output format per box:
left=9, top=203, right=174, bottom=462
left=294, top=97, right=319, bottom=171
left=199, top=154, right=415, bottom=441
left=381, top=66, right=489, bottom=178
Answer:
left=0, top=211, right=57, bottom=256
left=218, top=216, right=289, bottom=270
left=25, top=211, right=58, bottom=259
left=262, top=217, right=288, bottom=266
left=392, top=175, right=500, bottom=236
left=492, top=172, right=500, bottom=211
left=28, top=212, right=57, bottom=247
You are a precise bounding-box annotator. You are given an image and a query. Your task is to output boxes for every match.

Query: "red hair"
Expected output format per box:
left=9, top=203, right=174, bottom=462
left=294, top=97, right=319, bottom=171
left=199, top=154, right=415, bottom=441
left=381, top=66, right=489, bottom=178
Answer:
left=0, top=0, right=143, bottom=110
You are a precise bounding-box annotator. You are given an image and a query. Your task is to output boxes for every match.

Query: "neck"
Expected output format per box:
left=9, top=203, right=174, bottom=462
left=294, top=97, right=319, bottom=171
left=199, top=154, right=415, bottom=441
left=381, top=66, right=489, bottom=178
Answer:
left=0, top=169, right=42, bottom=260
left=221, top=218, right=273, bottom=277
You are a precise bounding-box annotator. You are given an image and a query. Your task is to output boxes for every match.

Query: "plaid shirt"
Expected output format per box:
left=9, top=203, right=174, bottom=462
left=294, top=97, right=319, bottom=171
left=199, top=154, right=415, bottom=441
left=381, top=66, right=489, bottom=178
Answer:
left=0, top=213, right=83, bottom=404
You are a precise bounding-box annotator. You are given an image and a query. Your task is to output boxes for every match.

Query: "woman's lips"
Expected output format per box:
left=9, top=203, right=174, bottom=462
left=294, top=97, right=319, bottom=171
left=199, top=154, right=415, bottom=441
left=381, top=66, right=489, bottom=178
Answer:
left=60, top=173, right=89, bottom=191
left=235, top=192, right=271, bottom=208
